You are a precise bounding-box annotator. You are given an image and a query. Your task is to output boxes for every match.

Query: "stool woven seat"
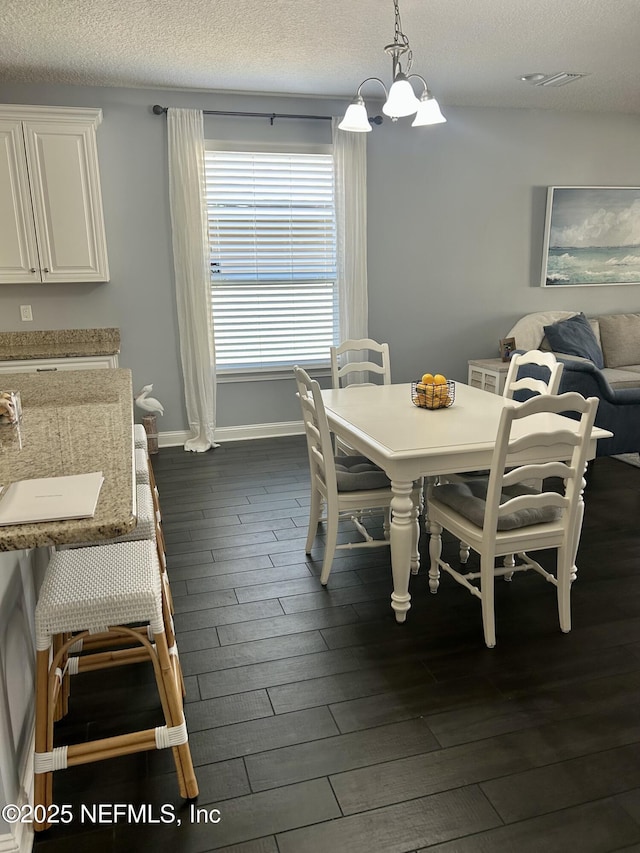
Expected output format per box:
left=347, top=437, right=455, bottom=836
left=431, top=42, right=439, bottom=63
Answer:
left=60, top=481, right=176, bottom=658
left=116, top=483, right=156, bottom=542
left=34, top=539, right=198, bottom=831
left=134, top=423, right=148, bottom=450
left=105, top=485, right=171, bottom=618
left=64, top=484, right=156, bottom=549
left=36, top=540, right=163, bottom=644
left=135, top=444, right=161, bottom=524
left=135, top=447, right=150, bottom=485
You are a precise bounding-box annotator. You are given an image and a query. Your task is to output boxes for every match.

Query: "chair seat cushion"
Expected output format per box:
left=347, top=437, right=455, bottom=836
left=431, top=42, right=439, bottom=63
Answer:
left=335, top=455, right=390, bottom=491
left=433, top=480, right=562, bottom=530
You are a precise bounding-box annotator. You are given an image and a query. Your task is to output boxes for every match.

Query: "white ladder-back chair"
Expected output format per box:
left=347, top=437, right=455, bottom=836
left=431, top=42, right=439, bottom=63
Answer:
left=330, top=338, right=391, bottom=456
left=427, top=391, right=599, bottom=648
left=330, top=338, right=391, bottom=389
left=294, top=365, right=420, bottom=586
left=452, top=350, right=564, bottom=568
left=503, top=349, right=564, bottom=400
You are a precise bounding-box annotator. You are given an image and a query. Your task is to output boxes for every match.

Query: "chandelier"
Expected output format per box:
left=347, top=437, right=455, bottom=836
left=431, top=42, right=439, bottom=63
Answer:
left=338, top=0, right=446, bottom=132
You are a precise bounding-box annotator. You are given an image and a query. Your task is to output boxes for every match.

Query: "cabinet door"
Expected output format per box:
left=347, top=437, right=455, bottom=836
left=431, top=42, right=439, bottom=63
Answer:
left=23, top=120, right=110, bottom=283
left=0, top=120, right=41, bottom=283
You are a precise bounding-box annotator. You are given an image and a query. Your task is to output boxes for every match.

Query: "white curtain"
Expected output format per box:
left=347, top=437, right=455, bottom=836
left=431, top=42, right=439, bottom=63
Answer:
left=167, top=108, right=218, bottom=452
left=332, top=118, right=368, bottom=343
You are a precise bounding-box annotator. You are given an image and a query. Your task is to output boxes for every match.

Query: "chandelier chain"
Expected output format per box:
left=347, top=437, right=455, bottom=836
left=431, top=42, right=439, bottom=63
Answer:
left=392, top=0, right=413, bottom=72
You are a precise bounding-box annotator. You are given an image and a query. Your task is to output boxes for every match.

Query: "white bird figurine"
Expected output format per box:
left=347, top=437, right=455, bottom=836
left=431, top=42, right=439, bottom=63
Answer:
left=135, top=384, right=164, bottom=416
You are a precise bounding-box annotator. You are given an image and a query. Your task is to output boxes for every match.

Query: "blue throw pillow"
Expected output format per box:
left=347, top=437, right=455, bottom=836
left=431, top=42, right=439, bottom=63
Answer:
left=543, top=313, right=604, bottom=369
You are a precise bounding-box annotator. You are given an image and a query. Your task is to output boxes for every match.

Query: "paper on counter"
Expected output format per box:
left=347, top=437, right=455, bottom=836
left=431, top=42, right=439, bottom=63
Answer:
left=0, top=472, right=104, bottom=525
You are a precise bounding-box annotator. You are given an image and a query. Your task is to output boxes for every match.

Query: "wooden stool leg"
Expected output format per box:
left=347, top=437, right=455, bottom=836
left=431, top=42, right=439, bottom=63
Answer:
left=155, top=533, right=184, bottom=696
left=153, top=630, right=198, bottom=799
left=52, top=633, right=67, bottom=721
left=156, top=530, right=174, bottom=616
left=60, top=632, right=73, bottom=717
left=148, top=456, right=158, bottom=495
left=34, top=648, right=53, bottom=831
left=162, top=584, right=186, bottom=698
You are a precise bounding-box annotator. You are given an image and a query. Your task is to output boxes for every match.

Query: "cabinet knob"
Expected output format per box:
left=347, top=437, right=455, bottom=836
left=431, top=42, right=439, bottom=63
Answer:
left=43, top=268, right=49, bottom=273
left=30, top=268, right=36, bottom=273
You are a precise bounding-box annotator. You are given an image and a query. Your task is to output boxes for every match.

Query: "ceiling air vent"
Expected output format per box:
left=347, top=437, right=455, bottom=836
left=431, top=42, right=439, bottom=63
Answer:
left=533, top=72, right=589, bottom=87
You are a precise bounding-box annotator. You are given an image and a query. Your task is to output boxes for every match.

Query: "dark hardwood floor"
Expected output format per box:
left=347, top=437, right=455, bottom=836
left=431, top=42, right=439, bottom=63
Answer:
left=34, top=438, right=640, bottom=852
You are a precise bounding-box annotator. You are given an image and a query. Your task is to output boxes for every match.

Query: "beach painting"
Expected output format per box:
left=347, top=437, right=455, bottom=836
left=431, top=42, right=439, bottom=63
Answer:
left=541, top=186, right=640, bottom=287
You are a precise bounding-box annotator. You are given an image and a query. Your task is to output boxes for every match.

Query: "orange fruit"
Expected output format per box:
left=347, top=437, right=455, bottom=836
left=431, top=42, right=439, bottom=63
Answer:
left=421, top=372, right=434, bottom=384
left=433, top=374, right=447, bottom=385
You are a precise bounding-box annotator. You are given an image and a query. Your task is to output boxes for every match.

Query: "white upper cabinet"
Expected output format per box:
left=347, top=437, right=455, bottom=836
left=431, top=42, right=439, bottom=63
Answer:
left=0, top=105, right=110, bottom=284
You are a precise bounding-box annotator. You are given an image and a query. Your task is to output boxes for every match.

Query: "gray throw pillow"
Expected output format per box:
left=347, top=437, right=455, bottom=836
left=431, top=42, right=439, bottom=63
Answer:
left=335, top=456, right=390, bottom=491
left=543, top=313, right=604, bottom=369
left=598, top=313, right=640, bottom=368
left=433, top=480, right=562, bottom=530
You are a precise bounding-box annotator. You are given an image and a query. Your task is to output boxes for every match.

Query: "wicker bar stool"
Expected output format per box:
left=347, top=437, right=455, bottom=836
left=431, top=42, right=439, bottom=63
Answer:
left=34, top=539, right=198, bottom=831
left=57, top=483, right=181, bottom=709
left=53, top=434, right=174, bottom=721
left=65, top=484, right=175, bottom=635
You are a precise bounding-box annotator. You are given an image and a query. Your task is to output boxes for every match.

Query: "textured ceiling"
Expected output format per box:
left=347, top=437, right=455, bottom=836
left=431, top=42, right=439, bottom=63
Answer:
left=2, top=0, right=640, bottom=114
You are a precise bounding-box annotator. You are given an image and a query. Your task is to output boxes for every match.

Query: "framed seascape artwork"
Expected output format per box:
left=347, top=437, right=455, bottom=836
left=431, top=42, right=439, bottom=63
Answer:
left=541, top=186, right=640, bottom=287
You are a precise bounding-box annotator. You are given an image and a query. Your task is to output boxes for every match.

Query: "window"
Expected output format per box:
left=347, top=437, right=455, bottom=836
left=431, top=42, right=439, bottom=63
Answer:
left=205, top=146, right=338, bottom=375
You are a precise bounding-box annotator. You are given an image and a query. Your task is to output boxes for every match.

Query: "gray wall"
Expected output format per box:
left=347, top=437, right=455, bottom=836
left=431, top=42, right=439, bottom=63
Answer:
left=1, top=82, right=639, bottom=435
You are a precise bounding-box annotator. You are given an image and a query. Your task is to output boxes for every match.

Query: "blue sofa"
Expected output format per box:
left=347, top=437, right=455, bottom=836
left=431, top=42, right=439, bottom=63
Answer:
left=506, top=311, right=640, bottom=458
left=555, top=356, right=640, bottom=457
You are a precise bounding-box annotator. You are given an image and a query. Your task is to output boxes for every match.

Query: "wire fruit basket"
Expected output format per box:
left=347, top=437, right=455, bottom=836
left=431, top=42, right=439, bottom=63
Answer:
left=411, top=380, right=455, bottom=409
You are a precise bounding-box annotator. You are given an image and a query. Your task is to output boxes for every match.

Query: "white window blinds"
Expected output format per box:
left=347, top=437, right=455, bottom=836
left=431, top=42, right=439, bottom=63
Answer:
left=205, top=148, right=338, bottom=373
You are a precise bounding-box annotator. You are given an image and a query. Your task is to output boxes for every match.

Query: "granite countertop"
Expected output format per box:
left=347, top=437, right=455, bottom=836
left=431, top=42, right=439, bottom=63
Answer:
left=0, top=368, right=136, bottom=550
left=0, top=328, right=120, bottom=361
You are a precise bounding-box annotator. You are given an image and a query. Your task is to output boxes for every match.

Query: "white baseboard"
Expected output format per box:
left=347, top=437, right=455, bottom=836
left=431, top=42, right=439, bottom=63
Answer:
left=158, top=420, right=304, bottom=448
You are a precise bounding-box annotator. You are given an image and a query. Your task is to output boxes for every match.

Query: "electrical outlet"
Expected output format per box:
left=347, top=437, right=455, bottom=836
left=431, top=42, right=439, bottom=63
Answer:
left=20, top=305, right=33, bottom=322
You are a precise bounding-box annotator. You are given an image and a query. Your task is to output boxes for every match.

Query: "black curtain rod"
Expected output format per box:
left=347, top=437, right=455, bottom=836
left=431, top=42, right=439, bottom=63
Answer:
left=151, top=104, right=383, bottom=126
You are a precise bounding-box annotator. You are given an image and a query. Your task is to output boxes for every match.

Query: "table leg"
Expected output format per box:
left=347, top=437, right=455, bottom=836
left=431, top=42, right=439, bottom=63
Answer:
left=410, top=498, right=421, bottom=575
left=390, top=480, right=415, bottom=623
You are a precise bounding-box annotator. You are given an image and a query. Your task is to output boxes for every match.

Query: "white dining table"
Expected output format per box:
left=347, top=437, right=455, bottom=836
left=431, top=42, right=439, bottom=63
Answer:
left=321, top=382, right=612, bottom=623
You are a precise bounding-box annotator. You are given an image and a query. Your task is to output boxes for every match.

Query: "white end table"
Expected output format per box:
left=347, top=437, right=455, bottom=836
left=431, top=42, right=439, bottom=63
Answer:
left=468, top=358, right=510, bottom=395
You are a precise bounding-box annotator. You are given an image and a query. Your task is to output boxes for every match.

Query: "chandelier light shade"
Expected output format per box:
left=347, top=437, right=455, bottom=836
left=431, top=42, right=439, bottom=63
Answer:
left=412, top=91, right=447, bottom=126
left=338, top=0, right=446, bottom=132
left=339, top=96, right=373, bottom=132
left=382, top=73, right=421, bottom=118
